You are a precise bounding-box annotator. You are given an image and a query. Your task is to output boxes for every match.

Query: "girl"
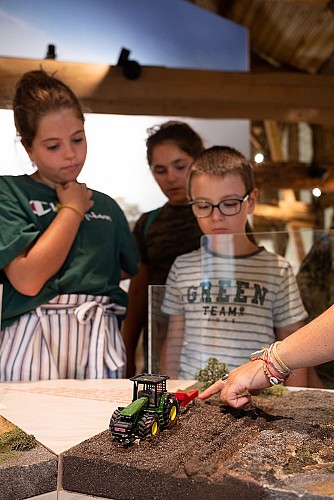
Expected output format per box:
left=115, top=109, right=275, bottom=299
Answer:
left=122, top=121, right=205, bottom=376
left=0, top=70, right=138, bottom=381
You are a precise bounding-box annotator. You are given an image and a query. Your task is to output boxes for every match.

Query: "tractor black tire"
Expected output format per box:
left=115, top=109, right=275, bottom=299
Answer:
left=137, top=414, right=160, bottom=440
left=109, top=408, right=123, bottom=432
left=162, top=395, right=180, bottom=429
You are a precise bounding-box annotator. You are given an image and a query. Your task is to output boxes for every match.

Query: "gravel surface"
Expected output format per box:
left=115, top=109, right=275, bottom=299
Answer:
left=62, top=389, right=334, bottom=499
left=0, top=416, right=58, bottom=500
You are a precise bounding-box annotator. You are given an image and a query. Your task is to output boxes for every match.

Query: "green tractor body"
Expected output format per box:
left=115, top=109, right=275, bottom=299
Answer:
left=110, top=374, right=180, bottom=445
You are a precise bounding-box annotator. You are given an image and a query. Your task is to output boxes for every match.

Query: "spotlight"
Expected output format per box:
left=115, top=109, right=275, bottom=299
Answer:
left=117, top=48, right=141, bottom=80
left=254, top=153, right=264, bottom=163
left=45, top=44, right=57, bottom=60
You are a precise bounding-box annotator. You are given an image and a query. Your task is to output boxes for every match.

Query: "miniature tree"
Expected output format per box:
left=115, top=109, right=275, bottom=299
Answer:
left=195, top=357, right=228, bottom=391
left=0, top=428, right=37, bottom=455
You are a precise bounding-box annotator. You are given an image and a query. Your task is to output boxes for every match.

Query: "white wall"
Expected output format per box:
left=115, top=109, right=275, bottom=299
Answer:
left=0, top=110, right=249, bottom=214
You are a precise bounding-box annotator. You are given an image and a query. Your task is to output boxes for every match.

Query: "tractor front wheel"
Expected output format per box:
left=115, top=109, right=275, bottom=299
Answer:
left=137, top=414, right=160, bottom=440
left=109, top=408, right=123, bottom=432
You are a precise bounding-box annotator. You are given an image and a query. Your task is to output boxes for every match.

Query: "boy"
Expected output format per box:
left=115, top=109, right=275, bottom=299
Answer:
left=160, top=146, right=309, bottom=386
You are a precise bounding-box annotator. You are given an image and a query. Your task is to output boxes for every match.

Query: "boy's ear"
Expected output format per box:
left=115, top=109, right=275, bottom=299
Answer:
left=247, top=188, right=258, bottom=214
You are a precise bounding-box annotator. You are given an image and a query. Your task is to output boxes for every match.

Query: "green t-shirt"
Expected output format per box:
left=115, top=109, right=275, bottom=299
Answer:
left=0, top=175, right=138, bottom=328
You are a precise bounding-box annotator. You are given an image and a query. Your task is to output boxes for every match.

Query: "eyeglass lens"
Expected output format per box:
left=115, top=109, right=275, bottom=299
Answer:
left=191, top=193, right=249, bottom=218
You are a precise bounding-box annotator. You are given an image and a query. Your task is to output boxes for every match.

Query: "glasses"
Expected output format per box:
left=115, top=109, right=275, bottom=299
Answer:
left=190, top=192, right=251, bottom=218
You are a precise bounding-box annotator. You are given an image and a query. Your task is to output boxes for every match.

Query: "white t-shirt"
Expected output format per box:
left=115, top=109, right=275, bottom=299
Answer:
left=162, top=242, right=307, bottom=379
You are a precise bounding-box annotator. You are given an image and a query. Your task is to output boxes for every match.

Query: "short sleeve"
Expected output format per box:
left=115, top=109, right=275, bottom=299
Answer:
left=0, top=183, right=39, bottom=269
left=161, top=258, right=184, bottom=315
left=273, top=259, right=307, bottom=327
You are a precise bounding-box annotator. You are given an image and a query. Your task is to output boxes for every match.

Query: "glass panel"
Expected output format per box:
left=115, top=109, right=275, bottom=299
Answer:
left=0, top=284, right=2, bottom=328
left=147, top=285, right=170, bottom=374
left=148, top=228, right=334, bottom=381
left=0, top=284, right=4, bottom=405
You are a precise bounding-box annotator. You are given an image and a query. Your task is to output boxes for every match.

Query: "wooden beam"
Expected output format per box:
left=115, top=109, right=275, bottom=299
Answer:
left=1, top=57, right=334, bottom=125
left=288, top=124, right=299, bottom=161
left=287, top=223, right=307, bottom=262
left=254, top=201, right=316, bottom=224
left=264, top=121, right=284, bottom=161
left=253, top=161, right=334, bottom=190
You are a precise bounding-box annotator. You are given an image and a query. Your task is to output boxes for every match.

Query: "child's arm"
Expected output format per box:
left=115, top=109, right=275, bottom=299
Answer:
left=4, top=181, right=93, bottom=296
left=122, top=262, right=150, bottom=377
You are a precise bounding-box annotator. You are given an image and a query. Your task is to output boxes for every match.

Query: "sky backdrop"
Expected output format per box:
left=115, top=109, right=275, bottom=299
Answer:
left=0, top=0, right=249, bottom=213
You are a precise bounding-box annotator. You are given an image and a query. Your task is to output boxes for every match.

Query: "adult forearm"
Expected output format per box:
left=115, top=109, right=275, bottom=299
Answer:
left=277, top=304, right=334, bottom=370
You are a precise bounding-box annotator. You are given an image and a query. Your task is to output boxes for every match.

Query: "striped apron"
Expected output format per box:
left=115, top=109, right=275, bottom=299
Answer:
left=0, top=294, right=126, bottom=381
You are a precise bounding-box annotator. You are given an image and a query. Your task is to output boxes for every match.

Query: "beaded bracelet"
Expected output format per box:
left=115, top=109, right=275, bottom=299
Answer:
left=57, top=203, right=84, bottom=222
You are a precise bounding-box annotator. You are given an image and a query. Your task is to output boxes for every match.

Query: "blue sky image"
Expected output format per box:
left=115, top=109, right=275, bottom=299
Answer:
left=0, top=0, right=248, bottom=69
left=0, top=0, right=249, bottom=212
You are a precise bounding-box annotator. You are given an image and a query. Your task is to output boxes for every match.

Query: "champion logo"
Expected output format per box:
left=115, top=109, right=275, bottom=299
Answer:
left=30, top=200, right=57, bottom=217
left=29, top=200, right=112, bottom=222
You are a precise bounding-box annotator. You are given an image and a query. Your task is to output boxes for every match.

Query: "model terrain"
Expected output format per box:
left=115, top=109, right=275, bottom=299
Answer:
left=62, top=387, right=334, bottom=500
left=0, top=415, right=58, bottom=500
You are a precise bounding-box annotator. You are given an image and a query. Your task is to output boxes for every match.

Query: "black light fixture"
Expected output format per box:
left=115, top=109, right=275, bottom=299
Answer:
left=45, top=44, right=57, bottom=60
left=117, top=48, right=141, bottom=80
left=309, top=162, right=327, bottom=179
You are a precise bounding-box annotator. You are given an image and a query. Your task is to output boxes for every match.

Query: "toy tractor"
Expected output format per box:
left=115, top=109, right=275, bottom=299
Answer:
left=109, top=374, right=180, bottom=446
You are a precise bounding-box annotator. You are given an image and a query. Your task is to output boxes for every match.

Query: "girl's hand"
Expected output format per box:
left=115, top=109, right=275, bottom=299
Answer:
left=198, top=360, right=270, bottom=408
left=55, top=182, right=94, bottom=215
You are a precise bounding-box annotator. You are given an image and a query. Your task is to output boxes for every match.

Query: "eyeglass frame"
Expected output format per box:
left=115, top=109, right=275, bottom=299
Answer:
left=189, top=191, right=251, bottom=218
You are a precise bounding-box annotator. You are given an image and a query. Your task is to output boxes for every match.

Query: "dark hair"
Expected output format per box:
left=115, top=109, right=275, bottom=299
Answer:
left=13, top=70, right=84, bottom=147
left=146, top=121, right=204, bottom=166
left=188, top=145, right=255, bottom=198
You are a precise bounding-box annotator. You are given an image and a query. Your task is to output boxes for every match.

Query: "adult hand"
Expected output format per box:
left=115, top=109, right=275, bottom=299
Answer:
left=56, top=181, right=94, bottom=215
left=198, top=360, right=270, bottom=408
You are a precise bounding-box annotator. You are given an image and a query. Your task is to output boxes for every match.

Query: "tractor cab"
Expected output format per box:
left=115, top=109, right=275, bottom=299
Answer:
left=130, top=373, right=169, bottom=409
